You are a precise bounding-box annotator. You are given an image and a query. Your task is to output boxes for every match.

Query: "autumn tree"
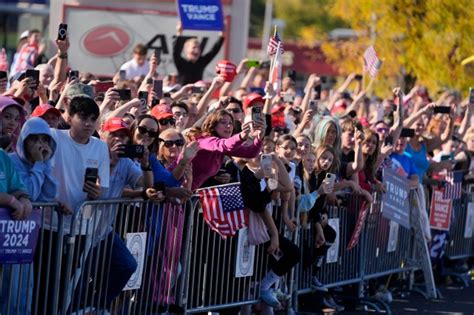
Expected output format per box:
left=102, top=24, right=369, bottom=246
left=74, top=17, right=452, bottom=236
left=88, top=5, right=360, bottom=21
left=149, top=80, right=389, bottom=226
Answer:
left=323, top=0, right=474, bottom=95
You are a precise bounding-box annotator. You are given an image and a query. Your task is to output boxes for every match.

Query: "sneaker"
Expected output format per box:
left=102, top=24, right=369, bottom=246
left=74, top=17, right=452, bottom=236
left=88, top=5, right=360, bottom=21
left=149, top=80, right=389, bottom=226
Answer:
left=272, top=288, right=291, bottom=301
left=324, top=295, right=345, bottom=312
left=260, top=289, right=281, bottom=308
left=311, top=276, right=328, bottom=292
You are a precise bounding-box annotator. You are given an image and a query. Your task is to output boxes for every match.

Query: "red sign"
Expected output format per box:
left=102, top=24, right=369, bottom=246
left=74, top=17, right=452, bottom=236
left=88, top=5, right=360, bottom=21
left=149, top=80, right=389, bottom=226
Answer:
left=347, top=201, right=368, bottom=250
left=429, top=189, right=452, bottom=231
left=82, top=25, right=131, bottom=57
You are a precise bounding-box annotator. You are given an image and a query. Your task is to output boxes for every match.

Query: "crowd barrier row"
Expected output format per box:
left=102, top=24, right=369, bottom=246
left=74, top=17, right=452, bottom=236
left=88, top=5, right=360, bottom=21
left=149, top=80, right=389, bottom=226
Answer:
left=0, top=188, right=473, bottom=314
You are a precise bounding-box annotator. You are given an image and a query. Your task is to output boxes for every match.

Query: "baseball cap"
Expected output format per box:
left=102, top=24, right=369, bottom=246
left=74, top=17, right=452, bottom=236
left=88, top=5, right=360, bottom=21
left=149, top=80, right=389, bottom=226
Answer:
left=151, top=106, right=174, bottom=121
left=243, top=93, right=264, bottom=110
left=19, top=30, right=29, bottom=40
left=31, top=104, right=61, bottom=118
left=102, top=117, right=130, bottom=134
left=65, top=83, right=94, bottom=99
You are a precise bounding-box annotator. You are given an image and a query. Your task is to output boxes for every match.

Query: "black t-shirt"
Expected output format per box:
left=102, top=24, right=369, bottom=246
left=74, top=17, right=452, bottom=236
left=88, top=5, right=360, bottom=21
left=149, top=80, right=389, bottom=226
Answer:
left=340, top=150, right=355, bottom=180
left=308, top=171, right=328, bottom=223
left=240, top=166, right=272, bottom=213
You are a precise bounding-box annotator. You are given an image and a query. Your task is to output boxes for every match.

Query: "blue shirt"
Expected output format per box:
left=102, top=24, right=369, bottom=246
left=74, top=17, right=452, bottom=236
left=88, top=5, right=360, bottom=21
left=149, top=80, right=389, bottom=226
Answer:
left=0, top=149, right=26, bottom=194
left=389, top=152, right=418, bottom=179
left=406, top=142, right=429, bottom=183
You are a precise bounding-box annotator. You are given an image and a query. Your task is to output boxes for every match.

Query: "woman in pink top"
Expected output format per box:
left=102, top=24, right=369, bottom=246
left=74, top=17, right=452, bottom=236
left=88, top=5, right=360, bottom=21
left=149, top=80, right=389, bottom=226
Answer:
left=189, top=109, right=264, bottom=190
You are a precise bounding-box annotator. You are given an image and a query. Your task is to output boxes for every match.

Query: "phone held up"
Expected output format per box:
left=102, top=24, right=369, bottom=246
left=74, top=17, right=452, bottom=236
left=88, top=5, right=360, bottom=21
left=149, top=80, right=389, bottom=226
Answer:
left=83, top=167, right=98, bottom=192
left=57, top=23, right=68, bottom=40
left=118, top=144, right=144, bottom=159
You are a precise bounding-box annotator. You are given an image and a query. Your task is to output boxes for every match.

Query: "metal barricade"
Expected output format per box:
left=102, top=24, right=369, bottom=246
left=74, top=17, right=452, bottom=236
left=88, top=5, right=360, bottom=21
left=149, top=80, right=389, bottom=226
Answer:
left=181, top=197, right=270, bottom=313
left=362, top=193, right=413, bottom=279
left=295, top=194, right=364, bottom=296
left=445, top=193, right=474, bottom=260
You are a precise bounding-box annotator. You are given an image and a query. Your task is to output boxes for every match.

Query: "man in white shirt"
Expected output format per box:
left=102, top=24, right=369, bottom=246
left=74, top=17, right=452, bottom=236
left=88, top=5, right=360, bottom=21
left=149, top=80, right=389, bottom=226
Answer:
left=51, top=96, right=110, bottom=215
left=119, top=43, right=150, bottom=80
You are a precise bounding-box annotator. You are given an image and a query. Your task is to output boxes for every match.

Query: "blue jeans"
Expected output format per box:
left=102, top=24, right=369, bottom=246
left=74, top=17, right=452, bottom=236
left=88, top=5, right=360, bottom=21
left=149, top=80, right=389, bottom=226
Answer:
left=1, top=263, right=33, bottom=315
left=72, top=232, right=137, bottom=310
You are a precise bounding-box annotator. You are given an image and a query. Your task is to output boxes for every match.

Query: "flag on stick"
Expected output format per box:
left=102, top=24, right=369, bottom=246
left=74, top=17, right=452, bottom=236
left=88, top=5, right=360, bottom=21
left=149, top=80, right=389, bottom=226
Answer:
left=267, top=31, right=283, bottom=57
left=443, top=171, right=463, bottom=200
left=363, top=46, right=382, bottom=77
left=198, top=183, right=248, bottom=238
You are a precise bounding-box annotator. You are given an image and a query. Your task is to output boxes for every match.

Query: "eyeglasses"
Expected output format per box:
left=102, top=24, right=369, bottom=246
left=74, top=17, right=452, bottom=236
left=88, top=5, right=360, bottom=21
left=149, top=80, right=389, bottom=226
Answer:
left=138, top=126, right=158, bottom=138
left=227, top=108, right=242, bottom=114
left=159, top=138, right=185, bottom=148
left=159, top=118, right=176, bottom=126
left=173, top=112, right=188, bottom=118
left=273, top=127, right=290, bottom=134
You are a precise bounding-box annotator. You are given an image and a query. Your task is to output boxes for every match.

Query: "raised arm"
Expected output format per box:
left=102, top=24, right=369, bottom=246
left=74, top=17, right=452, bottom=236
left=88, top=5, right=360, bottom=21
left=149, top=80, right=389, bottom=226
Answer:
left=195, top=76, right=225, bottom=118
left=49, top=37, right=70, bottom=90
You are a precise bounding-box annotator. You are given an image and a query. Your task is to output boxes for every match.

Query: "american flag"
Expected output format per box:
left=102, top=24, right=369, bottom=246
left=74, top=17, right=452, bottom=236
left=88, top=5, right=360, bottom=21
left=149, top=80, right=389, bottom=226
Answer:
left=267, top=32, right=284, bottom=57
left=0, top=48, right=8, bottom=72
left=363, top=46, right=382, bottom=77
left=198, top=183, right=248, bottom=238
left=443, top=171, right=463, bottom=200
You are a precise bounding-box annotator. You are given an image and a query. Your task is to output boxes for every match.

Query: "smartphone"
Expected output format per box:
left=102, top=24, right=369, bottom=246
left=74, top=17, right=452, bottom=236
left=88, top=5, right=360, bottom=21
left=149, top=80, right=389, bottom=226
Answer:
left=57, top=23, right=68, bottom=40
left=283, top=94, right=295, bottom=103
left=384, top=135, right=393, bottom=146
left=325, top=173, right=336, bottom=186
left=314, top=85, right=321, bottom=100
left=0, top=71, right=7, bottom=80
left=245, top=60, right=260, bottom=68
left=260, top=61, right=270, bottom=69
left=95, top=81, right=114, bottom=94
left=119, top=70, right=126, bottom=81
left=151, top=98, right=159, bottom=107
left=154, top=181, right=165, bottom=192
left=154, top=48, right=162, bottom=64
left=191, top=86, right=206, bottom=94
left=115, top=89, right=131, bottom=101
left=440, top=154, right=453, bottom=161
left=68, top=70, right=79, bottom=81
left=251, top=106, right=262, bottom=122
left=469, top=87, right=474, bottom=104
left=83, top=167, right=99, bottom=191
left=433, top=106, right=450, bottom=114
left=260, top=154, right=273, bottom=176
left=400, top=128, right=415, bottom=138
left=138, top=91, right=148, bottom=109
left=354, top=74, right=363, bottom=81
left=153, top=79, right=163, bottom=99
left=118, top=144, right=144, bottom=159
left=25, top=69, right=40, bottom=89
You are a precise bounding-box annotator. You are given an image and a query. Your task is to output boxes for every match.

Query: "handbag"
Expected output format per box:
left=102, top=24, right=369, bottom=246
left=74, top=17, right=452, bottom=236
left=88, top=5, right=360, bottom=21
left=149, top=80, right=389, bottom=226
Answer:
left=247, top=208, right=271, bottom=245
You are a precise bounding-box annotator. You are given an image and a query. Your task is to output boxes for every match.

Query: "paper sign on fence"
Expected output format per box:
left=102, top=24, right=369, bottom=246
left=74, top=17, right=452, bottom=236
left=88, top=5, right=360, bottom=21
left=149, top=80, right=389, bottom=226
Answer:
left=124, top=232, right=147, bottom=290
left=387, top=221, right=399, bottom=253
left=429, top=189, right=452, bottom=231
left=0, top=208, right=41, bottom=264
left=465, top=203, right=474, bottom=238
left=326, top=218, right=340, bottom=263
left=235, top=228, right=255, bottom=278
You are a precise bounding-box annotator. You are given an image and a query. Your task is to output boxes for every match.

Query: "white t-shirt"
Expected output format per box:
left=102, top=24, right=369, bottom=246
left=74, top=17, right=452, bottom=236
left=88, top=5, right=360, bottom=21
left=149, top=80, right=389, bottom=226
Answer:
left=119, top=58, right=150, bottom=80
left=50, top=129, right=110, bottom=213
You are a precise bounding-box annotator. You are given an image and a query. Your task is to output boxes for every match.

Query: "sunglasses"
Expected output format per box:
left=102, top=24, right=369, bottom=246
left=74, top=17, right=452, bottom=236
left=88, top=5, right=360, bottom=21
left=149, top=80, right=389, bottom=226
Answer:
left=159, top=118, right=176, bottom=126
left=376, top=127, right=389, bottom=134
left=159, top=138, right=185, bottom=148
left=138, top=126, right=158, bottom=138
left=273, top=127, right=290, bottom=134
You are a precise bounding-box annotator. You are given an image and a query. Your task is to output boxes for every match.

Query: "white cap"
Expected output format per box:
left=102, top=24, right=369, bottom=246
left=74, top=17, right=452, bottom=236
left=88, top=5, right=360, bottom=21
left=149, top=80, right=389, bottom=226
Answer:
left=19, top=30, right=29, bottom=40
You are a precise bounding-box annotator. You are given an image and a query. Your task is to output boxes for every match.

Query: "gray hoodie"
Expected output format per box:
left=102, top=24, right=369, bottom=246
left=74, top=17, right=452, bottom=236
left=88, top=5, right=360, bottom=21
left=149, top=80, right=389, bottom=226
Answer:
left=9, top=117, right=57, bottom=202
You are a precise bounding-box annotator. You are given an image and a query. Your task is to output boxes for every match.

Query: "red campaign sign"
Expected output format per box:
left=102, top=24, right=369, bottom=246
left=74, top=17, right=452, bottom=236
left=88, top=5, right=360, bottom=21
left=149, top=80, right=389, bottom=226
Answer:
left=347, top=201, right=368, bottom=251
left=429, top=189, right=452, bottom=231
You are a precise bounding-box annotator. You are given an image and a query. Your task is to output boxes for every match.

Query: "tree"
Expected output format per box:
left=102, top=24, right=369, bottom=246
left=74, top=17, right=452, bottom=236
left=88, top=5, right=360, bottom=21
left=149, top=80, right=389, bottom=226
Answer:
left=274, top=0, right=347, bottom=42
left=323, top=0, right=474, bottom=96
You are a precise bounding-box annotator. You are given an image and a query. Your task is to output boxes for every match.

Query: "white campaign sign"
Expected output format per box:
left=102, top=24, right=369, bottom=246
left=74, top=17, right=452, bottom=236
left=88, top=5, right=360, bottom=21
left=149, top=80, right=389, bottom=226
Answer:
left=387, top=221, right=399, bottom=253
left=464, top=202, right=474, bottom=238
left=65, top=7, right=224, bottom=77
left=235, top=228, right=255, bottom=278
left=326, top=218, right=340, bottom=264
left=124, top=232, right=147, bottom=290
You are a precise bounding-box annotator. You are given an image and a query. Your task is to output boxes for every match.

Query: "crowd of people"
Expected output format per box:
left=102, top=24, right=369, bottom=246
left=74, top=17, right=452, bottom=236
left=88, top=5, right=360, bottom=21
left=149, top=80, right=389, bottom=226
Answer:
left=0, top=23, right=473, bottom=314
